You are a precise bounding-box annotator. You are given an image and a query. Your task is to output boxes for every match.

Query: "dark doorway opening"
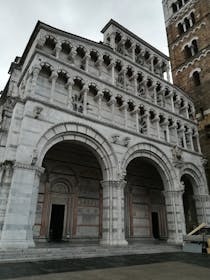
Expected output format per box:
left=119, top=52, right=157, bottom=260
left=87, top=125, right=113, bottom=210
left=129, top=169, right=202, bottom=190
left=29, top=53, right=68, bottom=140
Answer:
left=49, top=204, right=65, bottom=241
left=152, top=212, right=160, bottom=239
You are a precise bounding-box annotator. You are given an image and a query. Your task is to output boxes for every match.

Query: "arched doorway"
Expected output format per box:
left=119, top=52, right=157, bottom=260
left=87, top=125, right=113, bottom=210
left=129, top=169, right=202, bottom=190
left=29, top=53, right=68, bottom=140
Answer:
left=125, top=157, right=168, bottom=241
left=181, top=175, right=198, bottom=233
left=34, top=141, right=103, bottom=243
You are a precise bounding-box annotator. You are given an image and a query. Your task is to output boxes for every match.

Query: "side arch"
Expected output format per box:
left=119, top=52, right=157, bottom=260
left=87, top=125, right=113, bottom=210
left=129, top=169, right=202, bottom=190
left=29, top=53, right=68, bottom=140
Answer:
left=35, top=122, right=118, bottom=181
left=180, top=162, right=209, bottom=195
left=121, top=142, right=178, bottom=191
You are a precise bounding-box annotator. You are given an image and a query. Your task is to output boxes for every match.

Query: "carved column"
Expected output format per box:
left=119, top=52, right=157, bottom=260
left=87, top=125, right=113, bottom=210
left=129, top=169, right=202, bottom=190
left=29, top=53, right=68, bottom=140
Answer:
left=131, top=43, right=135, bottom=62
left=171, top=94, right=175, bottom=113
left=186, top=129, right=194, bottom=151
left=166, top=66, right=170, bottom=82
left=152, top=116, right=160, bottom=140
left=69, top=47, right=77, bottom=63
left=30, top=65, right=41, bottom=96
left=81, top=85, right=88, bottom=115
left=119, top=102, right=128, bottom=128
left=109, top=32, right=115, bottom=50
left=0, top=163, right=44, bottom=248
left=55, top=41, right=62, bottom=58
left=94, top=91, right=104, bottom=120
left=100, top=180, right=128, bottom=246
left=131, top=107, right=140, bottom=133
left=110, top=61, right=115, bottom=85
left=49, top=70, right=58, bottom=102
left=108, top=96, right=116, bottom=124
left=145, top=112, right=150, bottom=136
left=195, top=132, right=201, bottom=153
left=66, top=77, right=74, bottom=109
left=163, top=188, right=186, bottom=244
left=85, top=54, right=90, bottom=73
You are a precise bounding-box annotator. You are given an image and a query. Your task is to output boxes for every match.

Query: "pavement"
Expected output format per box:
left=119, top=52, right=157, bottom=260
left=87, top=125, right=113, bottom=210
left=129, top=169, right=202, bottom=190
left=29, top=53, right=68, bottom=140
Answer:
left=0, top=252, right=210, bottom=280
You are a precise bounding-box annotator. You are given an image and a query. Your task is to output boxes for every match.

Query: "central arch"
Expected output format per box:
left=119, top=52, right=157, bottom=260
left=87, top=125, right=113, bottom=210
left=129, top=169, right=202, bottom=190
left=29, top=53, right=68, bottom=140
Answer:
left=36, top=122, right=118, bottom=181
left=33, top=122, right=118, bottom=243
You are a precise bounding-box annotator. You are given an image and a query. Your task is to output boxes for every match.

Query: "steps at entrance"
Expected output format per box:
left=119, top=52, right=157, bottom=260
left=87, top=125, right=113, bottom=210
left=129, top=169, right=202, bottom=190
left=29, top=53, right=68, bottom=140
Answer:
left=0, top=243, right=181, bottom=263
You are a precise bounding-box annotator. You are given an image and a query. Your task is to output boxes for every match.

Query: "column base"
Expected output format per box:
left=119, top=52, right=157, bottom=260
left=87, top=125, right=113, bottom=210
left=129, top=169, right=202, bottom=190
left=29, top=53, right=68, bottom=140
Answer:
left=0, top=239, right=35, bottom=249
left=100, top=239, right=128, bottom=246
left=167, top=238, right=183, bottom=246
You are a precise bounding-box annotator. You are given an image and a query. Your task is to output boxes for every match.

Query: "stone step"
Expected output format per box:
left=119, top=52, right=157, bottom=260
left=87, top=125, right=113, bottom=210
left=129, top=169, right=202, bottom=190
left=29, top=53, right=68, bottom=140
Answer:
left=0, top=244, right=181, bottom=263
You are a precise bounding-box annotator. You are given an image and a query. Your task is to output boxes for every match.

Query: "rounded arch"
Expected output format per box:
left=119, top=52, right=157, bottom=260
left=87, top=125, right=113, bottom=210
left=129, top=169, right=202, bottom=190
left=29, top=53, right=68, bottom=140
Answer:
left=35, top=122, right=118, bottom=181
left=121, top=143, right=177, bottom=191
left=180, top=162, right=208, bottom=195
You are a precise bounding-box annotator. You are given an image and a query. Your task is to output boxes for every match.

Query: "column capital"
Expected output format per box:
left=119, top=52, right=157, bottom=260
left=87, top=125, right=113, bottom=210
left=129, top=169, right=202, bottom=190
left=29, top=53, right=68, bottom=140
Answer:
left=162, top=189, right=184, bottom=199
left=49, top=70, right=58, bottom=82
left=14, top=162, right=45, bottom=176
left=194, top=194, right=210, bottom=202
left=100, top=180, right=127, bottom=189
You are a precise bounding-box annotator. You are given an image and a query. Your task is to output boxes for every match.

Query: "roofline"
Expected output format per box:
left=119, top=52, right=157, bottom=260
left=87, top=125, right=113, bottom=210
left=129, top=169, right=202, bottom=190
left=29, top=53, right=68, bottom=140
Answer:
left=101, top=19, right=169, bottom=60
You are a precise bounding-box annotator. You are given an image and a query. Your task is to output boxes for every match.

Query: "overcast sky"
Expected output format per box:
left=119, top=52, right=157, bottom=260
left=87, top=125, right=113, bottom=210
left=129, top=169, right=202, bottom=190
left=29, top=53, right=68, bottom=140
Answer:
left=0, top=0, right=168, bottom=90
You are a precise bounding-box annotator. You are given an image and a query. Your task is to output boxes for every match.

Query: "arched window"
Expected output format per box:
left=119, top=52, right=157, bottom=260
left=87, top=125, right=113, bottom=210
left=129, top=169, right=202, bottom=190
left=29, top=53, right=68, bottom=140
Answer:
left=184, top=18, right=190, bottom=31
left=178, top=0, right=183, bottom=9
left=178, top=23, right=184, bottom=35
left=192, top=71, right=201, bottom=86
left=192, top=40, right=198, bottom=54
left=172, top=3, right=177, bottom=13
left=184, top=45, right=192, bottom=59
left=191, top=12, right=196, bottom=25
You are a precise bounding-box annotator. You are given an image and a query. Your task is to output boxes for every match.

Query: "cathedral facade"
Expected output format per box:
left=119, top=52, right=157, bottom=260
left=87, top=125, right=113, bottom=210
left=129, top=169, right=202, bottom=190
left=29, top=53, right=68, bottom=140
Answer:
left=0, top=19, right=209, bottom=249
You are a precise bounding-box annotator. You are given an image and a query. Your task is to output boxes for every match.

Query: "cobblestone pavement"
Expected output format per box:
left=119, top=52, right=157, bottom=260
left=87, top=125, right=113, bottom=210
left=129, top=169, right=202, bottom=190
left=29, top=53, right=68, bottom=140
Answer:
left=0, top=252, right=210, bottom=280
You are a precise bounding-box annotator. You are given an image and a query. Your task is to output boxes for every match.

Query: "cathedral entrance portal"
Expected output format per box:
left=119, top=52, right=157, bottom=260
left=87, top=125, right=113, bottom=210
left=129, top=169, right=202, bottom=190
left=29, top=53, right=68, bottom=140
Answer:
left=49, top=204, right=65, bottom=241
left=181, top=175, right=198, bottom=233
left=34, top=141, right=103, bottom=243
left=125, top=157, right=168, bottom=241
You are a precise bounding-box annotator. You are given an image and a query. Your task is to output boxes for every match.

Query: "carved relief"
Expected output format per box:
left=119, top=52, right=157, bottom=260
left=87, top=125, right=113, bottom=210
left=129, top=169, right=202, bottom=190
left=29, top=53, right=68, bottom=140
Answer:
left=111, top=134, right=131, bottom=147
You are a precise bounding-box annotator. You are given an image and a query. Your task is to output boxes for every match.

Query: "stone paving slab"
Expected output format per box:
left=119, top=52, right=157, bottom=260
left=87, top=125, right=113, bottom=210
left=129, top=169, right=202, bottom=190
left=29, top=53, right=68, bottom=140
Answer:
left=0, top=253, right=210, bottom=280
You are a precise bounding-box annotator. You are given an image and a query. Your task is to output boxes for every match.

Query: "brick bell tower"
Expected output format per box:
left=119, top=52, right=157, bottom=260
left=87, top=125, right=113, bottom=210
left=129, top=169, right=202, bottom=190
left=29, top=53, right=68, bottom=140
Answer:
left=162, top=0, right=210, bottom=186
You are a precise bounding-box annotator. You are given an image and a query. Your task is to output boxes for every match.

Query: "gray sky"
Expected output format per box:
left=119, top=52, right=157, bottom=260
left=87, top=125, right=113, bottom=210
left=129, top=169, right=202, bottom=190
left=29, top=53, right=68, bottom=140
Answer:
left=0, top=0, right=168, bottom=90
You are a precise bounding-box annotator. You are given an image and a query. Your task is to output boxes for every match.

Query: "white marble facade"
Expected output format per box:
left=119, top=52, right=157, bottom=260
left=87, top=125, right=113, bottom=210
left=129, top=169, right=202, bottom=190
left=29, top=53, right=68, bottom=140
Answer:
left=0, top=19, right=210, bottom=249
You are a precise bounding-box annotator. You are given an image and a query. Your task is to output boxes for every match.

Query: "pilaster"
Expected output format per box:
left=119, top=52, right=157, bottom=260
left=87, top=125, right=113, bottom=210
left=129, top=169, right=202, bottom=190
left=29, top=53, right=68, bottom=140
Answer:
left=100, top=180, right=128, bottom=246
left=0, top=163, right=44, bottom=248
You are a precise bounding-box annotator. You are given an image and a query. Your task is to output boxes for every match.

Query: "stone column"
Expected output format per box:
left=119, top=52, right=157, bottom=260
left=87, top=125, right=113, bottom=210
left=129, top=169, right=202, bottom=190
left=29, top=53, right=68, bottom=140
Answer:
left=195, top=132, right=201, bottom=153
left=171, top=94, right=175, bottom=113
left=145, top=112, right=150, bottom=136
left=81, top=85, right=88, bottom=115
left=55, top=41, right=62, bottom=58
left=109, top=32, right=115, bottom=50
left=100, top=180, right=128, bottom=246
left=49, top=70, right=58, bottom=103
left=85, top=54, right=90, bottom=73
left=194, top=195, right=210, bottom=225
left=152, top=116, right=160, bottom=140
left=163, top=188, right=186, bottom=244
left=186, top=129, right=194, bottom=151
left=94, top=91, right=104, bottom=120
left=131, top=43, right=135, bottom=62
left=110, top=61, right=115, bottom=85
left=150, top=55, right=154, bottom=73
left=119, top=102, right=128, bottom=128
left=108, top=96, right=116, bottom=124
left=131, top=108, right=140, bottom=133
left=133, top=74, right=138, bottom=95
left=30, top=65, right=41, bottom=96
left=166, top=66, right=170, bottom=82
left=66, top=77, right=74, bottom=109
left=0, top=163, right=44, bottom=248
